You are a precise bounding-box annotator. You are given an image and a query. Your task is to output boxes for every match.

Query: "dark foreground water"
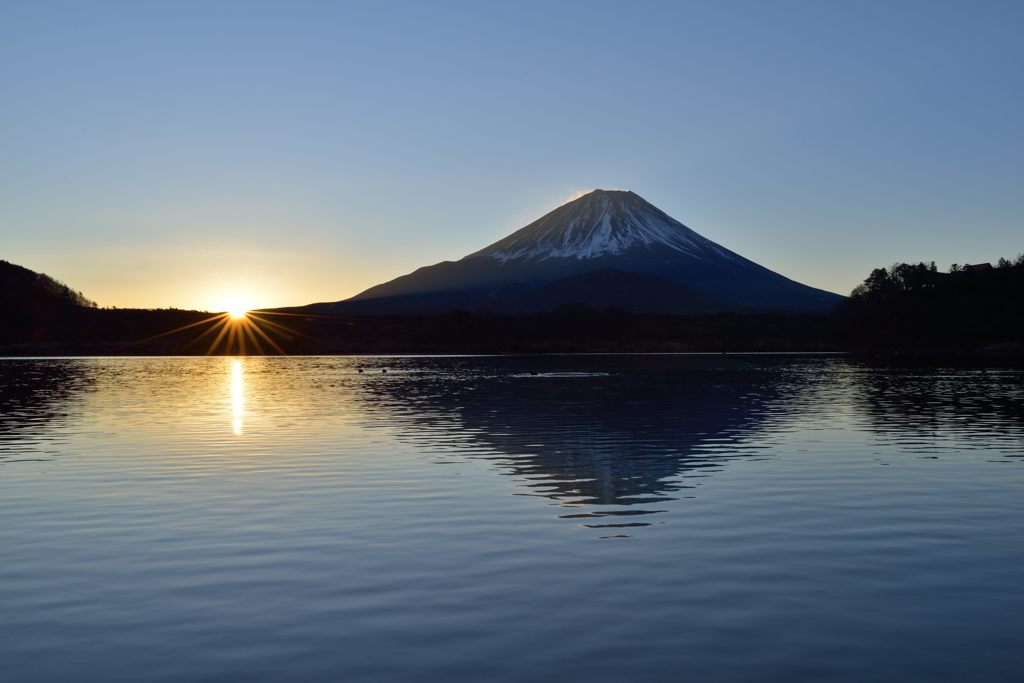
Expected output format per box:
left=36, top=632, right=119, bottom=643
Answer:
left=1, top=356, right=1023, bottom=682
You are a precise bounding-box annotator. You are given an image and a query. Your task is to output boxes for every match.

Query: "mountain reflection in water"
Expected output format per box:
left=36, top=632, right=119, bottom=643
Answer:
left=350, top=356, right=828, bottom=529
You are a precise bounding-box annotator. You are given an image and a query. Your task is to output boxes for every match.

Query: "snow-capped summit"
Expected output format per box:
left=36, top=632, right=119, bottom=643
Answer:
left=325, top=189, right=842, bottom=315
left=468, top=189, right=739, bottom=263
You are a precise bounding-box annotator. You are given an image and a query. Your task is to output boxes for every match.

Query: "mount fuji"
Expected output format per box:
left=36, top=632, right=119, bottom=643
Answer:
left=320, top=190, right=842, bottom=315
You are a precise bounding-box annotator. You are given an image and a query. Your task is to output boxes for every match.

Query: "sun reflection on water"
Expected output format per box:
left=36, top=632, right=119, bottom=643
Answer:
left=231, top=359, right=244, bottom=436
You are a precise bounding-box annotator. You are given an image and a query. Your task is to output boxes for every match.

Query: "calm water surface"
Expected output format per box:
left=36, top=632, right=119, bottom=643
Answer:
left=1, top=356, right=1023, bottom=682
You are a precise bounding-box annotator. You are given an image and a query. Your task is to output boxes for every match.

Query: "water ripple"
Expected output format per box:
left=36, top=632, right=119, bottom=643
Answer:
left=1, top=356, right=1023, bottom=681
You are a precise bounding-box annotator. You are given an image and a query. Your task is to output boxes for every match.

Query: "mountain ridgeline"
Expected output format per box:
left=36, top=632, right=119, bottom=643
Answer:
left=318, top=190, right=843, bottom=315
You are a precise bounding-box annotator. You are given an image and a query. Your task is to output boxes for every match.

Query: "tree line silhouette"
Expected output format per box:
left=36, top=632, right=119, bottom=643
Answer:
left=838, top=254, right=1024, bottom=352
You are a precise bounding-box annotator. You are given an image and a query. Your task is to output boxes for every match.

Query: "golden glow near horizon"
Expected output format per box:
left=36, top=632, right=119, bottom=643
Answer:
left=231, top=359, right=244, bottom=436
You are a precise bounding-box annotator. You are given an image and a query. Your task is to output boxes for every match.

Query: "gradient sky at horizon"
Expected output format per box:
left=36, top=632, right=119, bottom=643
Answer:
left=2, top=0, right=1022, bottom=310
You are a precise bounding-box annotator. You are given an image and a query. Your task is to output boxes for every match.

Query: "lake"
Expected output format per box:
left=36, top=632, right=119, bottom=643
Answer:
left=2, top=355, right=1023, bottom=682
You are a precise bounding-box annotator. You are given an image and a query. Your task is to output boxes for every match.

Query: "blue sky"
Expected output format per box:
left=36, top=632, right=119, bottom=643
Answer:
left=2, top=0, right=1022, bottom=310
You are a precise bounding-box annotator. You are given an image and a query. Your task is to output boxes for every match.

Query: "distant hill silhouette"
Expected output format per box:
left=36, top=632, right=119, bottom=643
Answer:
left=1, top=260, right=97, bottom=345
left=1, top=260, right=95, bottom=311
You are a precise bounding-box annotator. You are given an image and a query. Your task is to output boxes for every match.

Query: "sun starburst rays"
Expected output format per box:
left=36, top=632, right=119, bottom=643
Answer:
left=127, top=308, right=313, bottom=355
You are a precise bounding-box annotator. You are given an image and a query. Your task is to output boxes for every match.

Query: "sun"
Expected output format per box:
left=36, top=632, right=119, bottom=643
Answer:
left=217, top=294, right=254, bottom=320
